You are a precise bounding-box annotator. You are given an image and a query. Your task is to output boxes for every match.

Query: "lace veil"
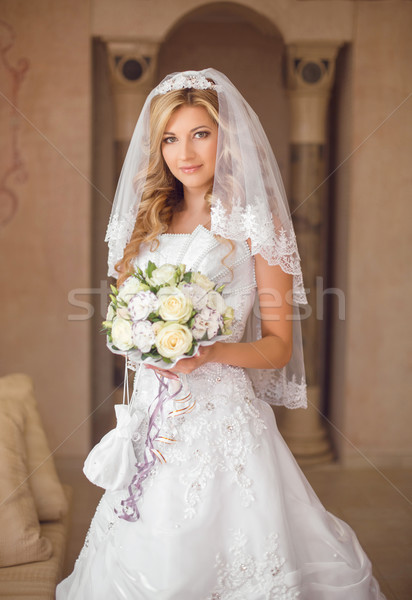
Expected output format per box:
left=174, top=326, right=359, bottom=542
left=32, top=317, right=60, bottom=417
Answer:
left=105, top=68, right=308, bottom=409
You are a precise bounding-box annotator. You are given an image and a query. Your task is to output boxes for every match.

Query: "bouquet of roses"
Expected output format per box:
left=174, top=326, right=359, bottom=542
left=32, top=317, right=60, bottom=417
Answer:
left=102, top=261, right=234, bottom=367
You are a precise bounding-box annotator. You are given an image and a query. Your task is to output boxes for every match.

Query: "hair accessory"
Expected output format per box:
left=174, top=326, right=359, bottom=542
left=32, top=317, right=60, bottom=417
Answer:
left=153, top=71, right=217, bottom=96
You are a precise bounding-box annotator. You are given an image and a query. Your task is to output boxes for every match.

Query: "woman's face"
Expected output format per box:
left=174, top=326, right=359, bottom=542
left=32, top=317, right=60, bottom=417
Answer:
left=161, top=105, right=218, bottom=197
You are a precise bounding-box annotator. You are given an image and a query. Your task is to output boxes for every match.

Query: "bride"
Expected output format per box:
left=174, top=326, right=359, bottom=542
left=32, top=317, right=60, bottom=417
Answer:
left=56, top=69, right=386, bottom=599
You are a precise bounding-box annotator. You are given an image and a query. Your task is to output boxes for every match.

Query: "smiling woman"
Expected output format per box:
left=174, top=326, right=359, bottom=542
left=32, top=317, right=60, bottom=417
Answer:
left=162, top=105, right=217, bottom=203
left=56, top=69, right=386, bottom=599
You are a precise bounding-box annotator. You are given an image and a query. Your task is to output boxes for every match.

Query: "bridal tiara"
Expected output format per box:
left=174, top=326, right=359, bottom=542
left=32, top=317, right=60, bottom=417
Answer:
left=153, top=71, right=217, bottom=96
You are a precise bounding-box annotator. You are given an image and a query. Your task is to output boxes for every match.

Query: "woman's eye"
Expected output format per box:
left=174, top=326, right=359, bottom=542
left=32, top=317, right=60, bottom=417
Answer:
left=194, top=131, right=209, bottom=139
left=163, top=136, right=177, bottom=144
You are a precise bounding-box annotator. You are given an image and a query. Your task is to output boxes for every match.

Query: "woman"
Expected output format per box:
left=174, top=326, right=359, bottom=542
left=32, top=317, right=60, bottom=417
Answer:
left=56, top=69, right=385, bottom=599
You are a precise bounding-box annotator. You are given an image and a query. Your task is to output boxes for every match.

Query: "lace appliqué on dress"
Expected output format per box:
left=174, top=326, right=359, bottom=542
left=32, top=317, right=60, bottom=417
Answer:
left=157, top=367, right=266, bottom=520
left=208, top=530, right=299, bottom=600
left=178, top=403, right=263, bottom=518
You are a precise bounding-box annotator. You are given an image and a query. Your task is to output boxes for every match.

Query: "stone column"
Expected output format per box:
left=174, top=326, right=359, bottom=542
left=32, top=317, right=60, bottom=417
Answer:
left=104, top=39, right=160, bottom=167
left=276, top=42, right=341, bottom=464
left=94, top=40, right=159, bottom=440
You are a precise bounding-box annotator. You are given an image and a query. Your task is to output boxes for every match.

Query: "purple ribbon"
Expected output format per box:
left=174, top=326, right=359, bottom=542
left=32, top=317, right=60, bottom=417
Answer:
left=115, top=371, right=183, bottom=522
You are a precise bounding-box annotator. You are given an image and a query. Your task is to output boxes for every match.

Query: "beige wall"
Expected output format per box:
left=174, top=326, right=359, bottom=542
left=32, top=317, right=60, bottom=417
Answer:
left=0, top=0, right=92, bottom=456
left=91, top=0, right=354, bottom=44
left=1, top=0, right=411, bottom=463
left=332, top=1, right=412, bottom=464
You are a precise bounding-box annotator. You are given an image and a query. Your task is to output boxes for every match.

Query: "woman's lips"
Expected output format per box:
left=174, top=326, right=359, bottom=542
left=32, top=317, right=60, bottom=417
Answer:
left=180, top=165, right=202, bottom=174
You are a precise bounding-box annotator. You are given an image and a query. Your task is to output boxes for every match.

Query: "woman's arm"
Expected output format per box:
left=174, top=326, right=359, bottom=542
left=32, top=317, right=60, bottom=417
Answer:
left=147, top=249, right=294, bottom=378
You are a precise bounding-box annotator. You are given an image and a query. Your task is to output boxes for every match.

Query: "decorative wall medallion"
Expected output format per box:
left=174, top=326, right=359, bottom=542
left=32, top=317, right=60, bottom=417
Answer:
left=0, top=20, right=29, bottom=229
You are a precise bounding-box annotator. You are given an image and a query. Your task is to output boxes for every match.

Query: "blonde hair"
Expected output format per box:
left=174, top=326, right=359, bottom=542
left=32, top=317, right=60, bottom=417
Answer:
left=115, top=87, right=234, bottom=287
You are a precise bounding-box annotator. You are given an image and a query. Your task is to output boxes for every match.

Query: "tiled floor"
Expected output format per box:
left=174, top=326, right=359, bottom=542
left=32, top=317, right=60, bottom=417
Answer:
left=55, top=458, right=412, bottom=599
left=303, top=464, right=412, bottom=600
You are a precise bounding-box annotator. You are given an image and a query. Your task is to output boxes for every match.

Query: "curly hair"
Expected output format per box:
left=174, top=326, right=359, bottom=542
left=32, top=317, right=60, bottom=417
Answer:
left=115, top=87, right=235, bottom=288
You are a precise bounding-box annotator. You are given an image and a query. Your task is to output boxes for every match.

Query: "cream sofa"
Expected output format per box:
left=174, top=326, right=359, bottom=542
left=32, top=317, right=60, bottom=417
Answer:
left=0, top=374, right=73, bottom=599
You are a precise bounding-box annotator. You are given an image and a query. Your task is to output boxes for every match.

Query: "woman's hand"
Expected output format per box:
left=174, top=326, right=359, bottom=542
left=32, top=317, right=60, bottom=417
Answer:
left=144, top=344, right=216, bottom=379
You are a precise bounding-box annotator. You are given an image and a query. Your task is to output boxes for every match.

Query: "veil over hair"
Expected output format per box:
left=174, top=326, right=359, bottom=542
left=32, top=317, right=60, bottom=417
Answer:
left=105, top=68, right=308, bottom=409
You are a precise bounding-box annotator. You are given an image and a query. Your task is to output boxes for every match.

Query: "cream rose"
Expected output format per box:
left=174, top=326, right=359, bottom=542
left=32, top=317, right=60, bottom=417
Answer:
left=206, top=290, right=227, bottom=315
left=158, top=287, right=193, bottom=323
left=117, top=277, right=149, bottom=303
left=191, top=272, right=215, bottom=291
left=111, top=316, right=134, bottom=351
left=149, top=264, right=177, bottom=287
left=155, top=323, right=193, bottom=359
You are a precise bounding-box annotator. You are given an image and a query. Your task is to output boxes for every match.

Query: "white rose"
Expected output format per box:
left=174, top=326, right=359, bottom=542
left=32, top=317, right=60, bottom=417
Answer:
left=157, top=286, right=179, bottom=297
left=149, top=264, right=177, bottom=287
left=132, top=320, right=155, bottom=353
left=158, top=288, right=193, bottom=322
left=103, top=304, right=116, bottom=327
left=178, top=282, right=208, bottom=310
left=111, top=316, right=134, bottom=351
left=191, top=272, right=215, bottom=291
left=128, top=291, right=159, bottom=321
left=155, top=323, right=193, bottom=359
left=117, top=306, right=130, bottom=320
left=106, top=303, right=115, bottom=321
left=152, top=321, right=166, bottom=336
left=118, top=277, right=149, bottom=303
left=206, top=290, right=227, bottom=315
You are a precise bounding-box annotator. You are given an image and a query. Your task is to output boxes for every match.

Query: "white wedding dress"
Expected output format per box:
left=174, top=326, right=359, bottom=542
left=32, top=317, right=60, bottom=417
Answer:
left=56, top=225, right=385, bottom=599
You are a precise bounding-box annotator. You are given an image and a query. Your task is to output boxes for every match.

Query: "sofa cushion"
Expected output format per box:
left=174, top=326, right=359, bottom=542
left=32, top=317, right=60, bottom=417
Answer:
left=0, top=401, right=52, bottom=567
left=0, top=484, right=73, bottom=599
left=0, top=373, right=68, bottom=521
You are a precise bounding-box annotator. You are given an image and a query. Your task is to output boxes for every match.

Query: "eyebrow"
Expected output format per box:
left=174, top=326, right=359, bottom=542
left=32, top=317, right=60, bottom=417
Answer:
left=163, top=125, right=212, bottom=136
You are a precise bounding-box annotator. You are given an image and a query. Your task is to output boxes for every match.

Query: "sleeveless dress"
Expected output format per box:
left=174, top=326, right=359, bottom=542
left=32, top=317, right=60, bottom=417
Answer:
left=56, top=225, right=386, bottom=599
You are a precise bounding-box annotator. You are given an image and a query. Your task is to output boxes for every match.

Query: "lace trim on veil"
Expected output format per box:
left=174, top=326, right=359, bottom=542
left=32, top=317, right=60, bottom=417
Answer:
left=105, top=205, right=138, bottom=277
left=247, top=369, right=307, bottom=410
left=211, top=199, right=307, bottom=305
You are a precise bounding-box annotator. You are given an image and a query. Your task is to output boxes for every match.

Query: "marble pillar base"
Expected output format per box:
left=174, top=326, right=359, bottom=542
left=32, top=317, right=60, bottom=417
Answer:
left=277, top=386, right=334, bottom=465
